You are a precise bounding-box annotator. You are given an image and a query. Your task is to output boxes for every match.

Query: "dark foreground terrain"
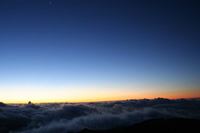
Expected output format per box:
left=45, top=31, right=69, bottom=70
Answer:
left=79, top=119, right=200, bottom=133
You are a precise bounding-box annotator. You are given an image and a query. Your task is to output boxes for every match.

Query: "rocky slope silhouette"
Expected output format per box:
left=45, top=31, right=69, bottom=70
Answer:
left=79, top=118, right=200, bottom=133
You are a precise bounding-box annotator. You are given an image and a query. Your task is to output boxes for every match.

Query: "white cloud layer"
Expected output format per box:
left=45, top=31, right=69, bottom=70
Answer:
left=0, top=98, right=200, bottom=133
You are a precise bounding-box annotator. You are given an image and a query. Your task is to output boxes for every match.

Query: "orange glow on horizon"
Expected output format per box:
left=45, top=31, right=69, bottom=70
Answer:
left=1, top=88, right=199, bottom=104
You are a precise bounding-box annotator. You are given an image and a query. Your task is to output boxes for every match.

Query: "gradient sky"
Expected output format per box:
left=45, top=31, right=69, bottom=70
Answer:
left=0, top=0, right=200, bottom=103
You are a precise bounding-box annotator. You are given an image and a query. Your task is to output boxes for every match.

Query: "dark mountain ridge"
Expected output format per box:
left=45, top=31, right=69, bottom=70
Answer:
left=79, top=118, right=200, bottom=133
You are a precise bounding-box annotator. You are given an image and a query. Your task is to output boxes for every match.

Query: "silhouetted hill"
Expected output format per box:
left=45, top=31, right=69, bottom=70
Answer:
left=0, top=102, right=6, bottom=107
left=78, top=118, right=200, bottom=133
left=26, top=101, right=40, bottom=109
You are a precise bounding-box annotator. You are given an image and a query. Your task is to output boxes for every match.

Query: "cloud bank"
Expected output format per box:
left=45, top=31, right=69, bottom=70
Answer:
left=0, top=98, right=200, bottom=133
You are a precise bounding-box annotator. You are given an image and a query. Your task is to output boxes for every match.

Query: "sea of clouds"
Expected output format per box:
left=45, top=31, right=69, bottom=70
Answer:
left=0, top=98, right=200, bottom=133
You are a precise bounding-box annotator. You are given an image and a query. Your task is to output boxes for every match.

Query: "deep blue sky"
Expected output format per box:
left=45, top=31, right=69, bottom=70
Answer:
left=0, top=0, right=200, bottom=102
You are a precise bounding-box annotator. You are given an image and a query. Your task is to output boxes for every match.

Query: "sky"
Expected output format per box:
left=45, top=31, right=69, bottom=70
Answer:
left=0, top=0, right=200, bottom=103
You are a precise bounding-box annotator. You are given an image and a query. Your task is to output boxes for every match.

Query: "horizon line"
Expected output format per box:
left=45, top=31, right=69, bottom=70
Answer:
left=2, top=97, right=200, bottom=104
